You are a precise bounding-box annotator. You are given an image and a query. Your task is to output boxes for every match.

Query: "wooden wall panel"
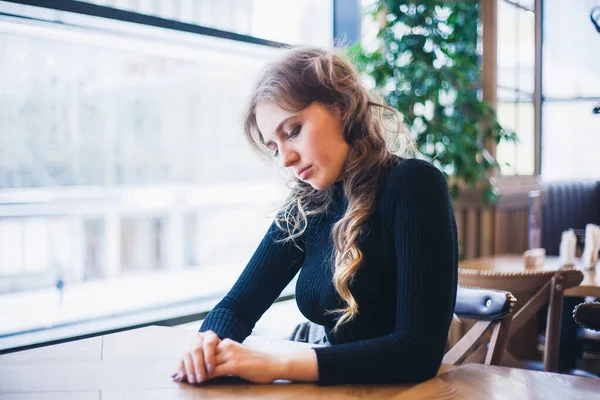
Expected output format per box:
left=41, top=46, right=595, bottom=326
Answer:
left=465, top=209, right=479, bottom=259
left=494, top=210, right=509, bottom=255
left=453, top=203, right=529, bottom=260
left=480, top=208, right=494, bottom=257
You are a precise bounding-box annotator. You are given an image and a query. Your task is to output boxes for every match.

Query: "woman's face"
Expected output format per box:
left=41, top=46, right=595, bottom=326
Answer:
left=256, top=101, right=350, bottom=190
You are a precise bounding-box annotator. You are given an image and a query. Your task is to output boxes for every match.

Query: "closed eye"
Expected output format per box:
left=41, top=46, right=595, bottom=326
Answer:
left=266, top=126, right=301, bottom=158
left=286, top=126, right=301, bottom=139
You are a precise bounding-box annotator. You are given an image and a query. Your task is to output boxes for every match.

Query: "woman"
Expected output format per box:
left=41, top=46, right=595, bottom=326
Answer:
left=172, top=47, right=458, bottom=386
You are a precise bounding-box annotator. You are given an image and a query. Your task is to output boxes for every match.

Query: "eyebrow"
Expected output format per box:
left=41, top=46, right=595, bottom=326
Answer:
left=264, top=115, right=295, bottom=147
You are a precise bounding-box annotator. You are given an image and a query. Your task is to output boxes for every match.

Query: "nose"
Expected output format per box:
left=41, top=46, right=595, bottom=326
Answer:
left=279, top=145, right=299, bottom=168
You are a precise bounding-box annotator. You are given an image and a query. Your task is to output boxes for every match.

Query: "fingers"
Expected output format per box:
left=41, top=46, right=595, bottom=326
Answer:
left=214, top=348, right=228, bottom=365
left=172, top=332, right=235, bottom=385
left=203, top=332, right=220, bottom=375
left=218, top=338, right=235, bottom=349
left=183, top=352, right=197, bottom=384
left=191, top=342, right=208, bottom=383
left=171, top=359, right=185, bottom=382
left=211, top=339, right=238, bottom=374
left=210, top=361, right=236, bottom=379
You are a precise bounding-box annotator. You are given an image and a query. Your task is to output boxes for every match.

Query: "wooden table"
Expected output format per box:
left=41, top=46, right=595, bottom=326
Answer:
left=565, top=267, right=600, bottom=298
left=0, top=325, right=454, bottom=399
left=2, top=325, right=599, bottom=398
left=395, top=363, right=600, bottom=399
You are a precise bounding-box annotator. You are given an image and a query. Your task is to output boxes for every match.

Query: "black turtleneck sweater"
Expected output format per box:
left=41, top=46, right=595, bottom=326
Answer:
left=200, top=158, right=458, bottom=385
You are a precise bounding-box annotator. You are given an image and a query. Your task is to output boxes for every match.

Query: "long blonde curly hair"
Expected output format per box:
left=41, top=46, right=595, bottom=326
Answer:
left=243, top=47, right=411, bottom=331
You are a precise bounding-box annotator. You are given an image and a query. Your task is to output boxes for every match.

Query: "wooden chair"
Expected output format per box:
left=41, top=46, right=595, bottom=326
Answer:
left=443, top=286, right=516, bottom=366
left=458, top=257, right=584, bottom=372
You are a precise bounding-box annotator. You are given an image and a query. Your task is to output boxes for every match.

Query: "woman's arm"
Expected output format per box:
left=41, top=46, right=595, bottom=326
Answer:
left=279, top=349, right=319, bottom=381
left=200, top=219, right=306, bottom=342
left=175, top=219, right=307, bottom=384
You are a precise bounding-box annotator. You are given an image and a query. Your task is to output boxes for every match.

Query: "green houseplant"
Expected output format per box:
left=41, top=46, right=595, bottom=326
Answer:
left=348, top=0, right=517, bottom=202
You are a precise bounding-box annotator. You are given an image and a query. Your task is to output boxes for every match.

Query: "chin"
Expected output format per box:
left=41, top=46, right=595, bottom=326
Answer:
left=307, top=179, right=334, bottom=191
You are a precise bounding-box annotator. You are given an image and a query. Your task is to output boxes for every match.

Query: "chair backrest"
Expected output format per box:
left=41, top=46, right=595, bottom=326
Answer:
left=454, top=286, right=516, bottom=320
left=458, top=266, right=583, bottom=372
left=573, top=301, right=600, bottom=332
left=444, top=286, right=516, bottom=366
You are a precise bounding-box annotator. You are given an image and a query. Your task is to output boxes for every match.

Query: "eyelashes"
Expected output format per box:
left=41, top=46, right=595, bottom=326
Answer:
left=269, top=126, right=301, bottom=158
left=287, top=126, right=301, bottom=139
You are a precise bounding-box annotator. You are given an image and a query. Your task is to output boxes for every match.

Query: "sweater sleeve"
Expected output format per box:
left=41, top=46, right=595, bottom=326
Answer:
left=313, top=160, right=458, bottom=385
left=199, top=219, right=305, bottom=342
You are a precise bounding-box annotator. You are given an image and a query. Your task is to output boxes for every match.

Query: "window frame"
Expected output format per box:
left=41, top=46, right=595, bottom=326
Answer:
left=482, top=0, right=542, bottom=182
left=3, top=0, right=290, bottom=47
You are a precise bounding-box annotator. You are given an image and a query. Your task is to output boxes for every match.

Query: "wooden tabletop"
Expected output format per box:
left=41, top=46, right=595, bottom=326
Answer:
left=2, top=325, right=599, bottom=398
left=0, top=325, right=452, bottom=399
left=394, top=363, right=600, bottom=399
left=459, top=255, right=600, bottom=297
left=566, top=268, right=600, bottom=298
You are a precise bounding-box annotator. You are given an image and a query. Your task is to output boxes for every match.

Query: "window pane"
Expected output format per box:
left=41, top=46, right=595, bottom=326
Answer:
left=542, top=0, right=600, bottom=98
left=496, top=101, right=535, bottom=176
left=497, top=1, right=535, bottom=94
left=516, top=6, right=535, bottom=94
left=0, top=23, right=281, bottom=188
left=81, top=0, right=333, bottom=47
left=542, top=101, right=600, bottom=180
left=0, top=220, right=22, bottom=276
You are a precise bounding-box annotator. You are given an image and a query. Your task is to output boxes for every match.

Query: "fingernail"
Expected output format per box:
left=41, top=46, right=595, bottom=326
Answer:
left=196, top=373, right=202, bottom=383
left=188, top=374, right=195, bottom=384
left=207, top=365, right=213, bottom=374
left=171, top=372, right=178, bottom=379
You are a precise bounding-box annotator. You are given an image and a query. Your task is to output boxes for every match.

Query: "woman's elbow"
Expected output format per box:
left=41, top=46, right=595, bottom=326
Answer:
left=411, top=358, right=440, bottom=383
left=387, top=345, right=443, bottom=384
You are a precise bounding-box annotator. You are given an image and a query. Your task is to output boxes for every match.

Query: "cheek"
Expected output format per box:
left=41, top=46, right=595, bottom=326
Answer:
left=300, top=125, right=346, bottom=169
left=299, top=133, right=323, bottom=160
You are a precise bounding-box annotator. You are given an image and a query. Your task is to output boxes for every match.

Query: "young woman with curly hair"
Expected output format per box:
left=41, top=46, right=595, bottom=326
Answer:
left=173, top=46, right=458, bottom=386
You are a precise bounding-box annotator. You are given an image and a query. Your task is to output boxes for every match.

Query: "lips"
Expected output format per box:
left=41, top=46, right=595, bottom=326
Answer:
left=297, top=165, right=312, bottom=180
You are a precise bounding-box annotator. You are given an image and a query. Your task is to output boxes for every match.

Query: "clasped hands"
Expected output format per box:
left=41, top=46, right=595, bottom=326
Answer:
left=172, top=330, right=283, bottom=384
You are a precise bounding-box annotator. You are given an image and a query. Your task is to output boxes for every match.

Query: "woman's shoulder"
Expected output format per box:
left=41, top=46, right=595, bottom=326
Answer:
left=378, top=157, right=449, bottom=211
left=384, top=157, right=446, bottom=188
left=376, top=157, right=450, bottom=222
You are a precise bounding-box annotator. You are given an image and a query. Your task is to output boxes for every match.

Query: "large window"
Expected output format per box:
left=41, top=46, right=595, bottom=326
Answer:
left=541, top=0, right=600, bottom=180
left=0, top=1, right=332, bottom=346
